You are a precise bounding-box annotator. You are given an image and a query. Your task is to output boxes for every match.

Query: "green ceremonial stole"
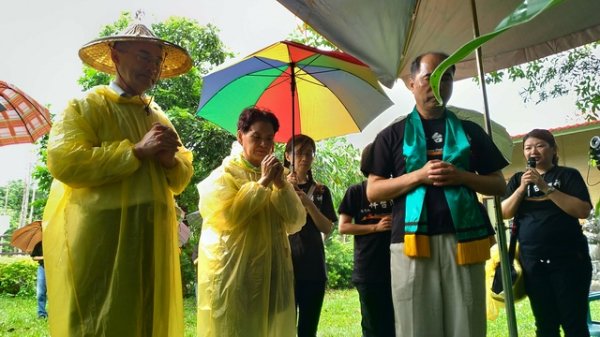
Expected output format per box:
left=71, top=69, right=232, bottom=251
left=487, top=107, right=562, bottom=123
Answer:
left=403, top=107, right=492, bottom=265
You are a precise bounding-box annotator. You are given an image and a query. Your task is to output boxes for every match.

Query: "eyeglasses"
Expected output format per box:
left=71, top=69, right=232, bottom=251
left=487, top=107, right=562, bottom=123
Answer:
left=294, top=151, right=314, bottom=158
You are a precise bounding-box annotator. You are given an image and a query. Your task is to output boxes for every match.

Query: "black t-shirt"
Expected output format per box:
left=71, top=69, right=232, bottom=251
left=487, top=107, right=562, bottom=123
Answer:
left=31, top=242, right=43, bottom=267
left=504, top=165, right=592, bottom=258
left=289, top=181, right=338, bottom=281
left=338, top=181, right=393, bottom=283
left=369, top=114, right=509, bottom=243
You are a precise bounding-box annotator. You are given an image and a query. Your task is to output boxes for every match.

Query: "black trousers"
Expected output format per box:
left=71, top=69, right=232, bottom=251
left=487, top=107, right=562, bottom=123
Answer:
left=295, top=279, right=326, bottom=337
left=521, top=253, right=592, bottom=337
left=354, top=281, right=396, bottom=337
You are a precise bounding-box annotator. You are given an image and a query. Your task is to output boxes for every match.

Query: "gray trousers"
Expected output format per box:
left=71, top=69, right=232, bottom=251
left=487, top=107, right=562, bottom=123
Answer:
left=391, top=234, right=486, bottom=337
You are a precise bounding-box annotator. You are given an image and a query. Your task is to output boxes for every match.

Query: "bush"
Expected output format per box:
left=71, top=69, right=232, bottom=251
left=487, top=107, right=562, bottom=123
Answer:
left=0, top=257, right=37, bottom=296
left=325, top=237, right=353, bottom=289
left=180, top=243, right=197, bottom=298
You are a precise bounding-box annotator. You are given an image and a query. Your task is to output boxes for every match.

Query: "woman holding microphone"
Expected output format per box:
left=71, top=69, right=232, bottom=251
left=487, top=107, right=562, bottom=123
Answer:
left=501, top=128, right=592, bottom=337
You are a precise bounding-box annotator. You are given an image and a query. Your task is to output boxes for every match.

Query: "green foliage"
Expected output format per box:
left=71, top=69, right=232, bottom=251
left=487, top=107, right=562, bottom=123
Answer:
left=287, top=23, right=338, bottom=50
left=0, top=258, right=36, bottom=296
left=0, top=180, right=26, bottom=232
left=179, top=244, right=197, bottom=298
left=166, top=107, right=235, bottom=212
left=30, top=135, right=50, bottom=222
left=485, top=41, right=600, bottom=119
left=311, top=137, right=363, bottom=209
left=324, top=238, right=354, bottom=289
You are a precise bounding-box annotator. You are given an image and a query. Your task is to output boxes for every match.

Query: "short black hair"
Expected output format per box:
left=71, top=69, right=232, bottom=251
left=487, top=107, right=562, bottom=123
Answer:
left=523, top=129, right=559, bottom=165
left=410, top=52, right=456, bottom=78
left=237, top=106, right=280, bottom=133
left=284, top=134, right=317, bottom=183
left=360, top=143, right=374, bottom=178
left=283, top=134, right=316, bottom=168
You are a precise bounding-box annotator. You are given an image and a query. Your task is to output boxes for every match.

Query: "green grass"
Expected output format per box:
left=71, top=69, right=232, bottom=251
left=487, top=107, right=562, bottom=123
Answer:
left=1, top=290, right=598, bottom=336
left=0, top=295, right=49, bottom=337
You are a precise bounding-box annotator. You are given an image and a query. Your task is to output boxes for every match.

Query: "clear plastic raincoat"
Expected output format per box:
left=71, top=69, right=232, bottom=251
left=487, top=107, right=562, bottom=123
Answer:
left=42, top=86, right=193, bottom=337
left=196, top=150, right=306, bottom=337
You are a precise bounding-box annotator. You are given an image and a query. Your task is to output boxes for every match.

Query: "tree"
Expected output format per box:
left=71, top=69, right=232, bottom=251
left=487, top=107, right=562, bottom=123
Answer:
left=311, top=138, right=363, bottom=208
left=36, top=12, right=235, bottom=216
left=485, top=41, right=600, bottom=120
left=31, top=134, right=51, bottom=221
left=287, top=23, right=338, bottom=50
left=0, top=180, right=26, bottom=230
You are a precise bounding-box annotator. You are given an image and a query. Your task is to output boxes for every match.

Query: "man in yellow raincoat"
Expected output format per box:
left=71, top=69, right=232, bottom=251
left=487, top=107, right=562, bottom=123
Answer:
left=42, top=23, right=193, bottom=337
left=196, top=107, right=306, bottom=337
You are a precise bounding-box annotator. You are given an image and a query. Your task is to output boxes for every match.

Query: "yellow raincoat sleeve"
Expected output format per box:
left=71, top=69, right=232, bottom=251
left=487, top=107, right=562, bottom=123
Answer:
left=164, top=152, right=193, bottom=194
left=47, top=88, right=193, bottom=191
left=47, top=92, right=140, bottom=188
left=270, top=181, right=306, bottom=234
left=199, top=169, right=305, bottom=234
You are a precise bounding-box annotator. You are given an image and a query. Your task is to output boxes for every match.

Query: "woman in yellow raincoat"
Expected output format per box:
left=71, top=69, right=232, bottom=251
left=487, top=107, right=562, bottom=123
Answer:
left=196, top=107, right=306, bottom=337
left=43, top=24, right=193, bottom=337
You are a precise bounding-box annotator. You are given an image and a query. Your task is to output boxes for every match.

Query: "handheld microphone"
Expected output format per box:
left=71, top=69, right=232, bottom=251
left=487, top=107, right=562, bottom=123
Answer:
left=526, top=157, right=537, bottom=197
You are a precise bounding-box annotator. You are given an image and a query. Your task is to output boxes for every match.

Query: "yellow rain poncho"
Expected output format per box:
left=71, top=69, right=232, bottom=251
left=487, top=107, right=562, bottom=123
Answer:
left=485, top=243, right=526, bottom=320
left=43, top=85, right=193, bottom=337
left=196, top=150, right=306, bottom=337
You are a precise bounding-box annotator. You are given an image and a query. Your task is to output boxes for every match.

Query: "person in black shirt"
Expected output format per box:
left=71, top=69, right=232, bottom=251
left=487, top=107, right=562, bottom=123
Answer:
left=502, top=129, right=592, bottom=337
left=285, top=134, right=337, bottom=337
left=339, top=143, right=395, bottom=337
left=30, top=241, right=47, bottom=319
left=366, top=52, right=508, bottom=337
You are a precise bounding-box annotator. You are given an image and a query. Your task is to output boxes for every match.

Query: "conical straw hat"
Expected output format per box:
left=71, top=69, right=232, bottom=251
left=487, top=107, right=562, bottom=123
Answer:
left=78, top=23, right=192, bottom=78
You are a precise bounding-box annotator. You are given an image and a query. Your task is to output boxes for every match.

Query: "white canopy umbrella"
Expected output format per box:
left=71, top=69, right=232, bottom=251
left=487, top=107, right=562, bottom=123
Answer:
left=277, top=0, right=600, bottom=88
left=277, top=0, right=600, bottom=335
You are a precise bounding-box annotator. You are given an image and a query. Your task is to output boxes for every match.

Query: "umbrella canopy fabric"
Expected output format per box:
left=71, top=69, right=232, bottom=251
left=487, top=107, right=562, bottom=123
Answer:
left=10, top=220, right=42, bottom=254
left=277, top=0, right=600, bottom=88
left=0, top=81, right=52, bottom=146
left=275, top=1, right=600, bottom=334
left=197, top=41, right=393, bottom=142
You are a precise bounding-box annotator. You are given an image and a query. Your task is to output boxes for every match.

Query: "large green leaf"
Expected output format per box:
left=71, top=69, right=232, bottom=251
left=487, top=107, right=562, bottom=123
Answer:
left=430, top=0, right=563, bottom=103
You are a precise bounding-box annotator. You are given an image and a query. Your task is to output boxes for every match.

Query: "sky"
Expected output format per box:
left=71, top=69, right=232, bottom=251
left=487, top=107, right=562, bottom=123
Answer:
left=0, top=0, right=587, bottom=185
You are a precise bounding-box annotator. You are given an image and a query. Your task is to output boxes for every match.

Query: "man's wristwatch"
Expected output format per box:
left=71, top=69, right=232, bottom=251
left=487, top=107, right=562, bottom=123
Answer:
left=545, top=186, right=556, bottom=195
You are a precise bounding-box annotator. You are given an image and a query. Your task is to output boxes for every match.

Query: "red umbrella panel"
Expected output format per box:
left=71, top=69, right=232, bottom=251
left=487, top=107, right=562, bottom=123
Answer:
left=0, top=81, right=52, bottom=146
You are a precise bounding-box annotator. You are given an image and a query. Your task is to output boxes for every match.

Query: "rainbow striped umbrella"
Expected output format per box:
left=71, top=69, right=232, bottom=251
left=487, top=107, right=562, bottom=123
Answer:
left=0, top=81, right=51, bottom=146
left=197, top=41, right=392, bottom=142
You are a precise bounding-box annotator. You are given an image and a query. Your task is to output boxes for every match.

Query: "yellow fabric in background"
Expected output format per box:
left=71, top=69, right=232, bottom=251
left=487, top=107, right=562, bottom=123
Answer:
left=43, top=86, right=193, bottom=337
left=196, top=152, right=306, bottom=337
left=485, top=243, right=526, bottom=320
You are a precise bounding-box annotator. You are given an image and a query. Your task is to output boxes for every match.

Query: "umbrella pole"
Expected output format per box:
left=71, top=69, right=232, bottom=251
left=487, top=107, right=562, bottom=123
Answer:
left=290, top=62, right=297, bottom=173
left=470, top=0, right=519, bottom=336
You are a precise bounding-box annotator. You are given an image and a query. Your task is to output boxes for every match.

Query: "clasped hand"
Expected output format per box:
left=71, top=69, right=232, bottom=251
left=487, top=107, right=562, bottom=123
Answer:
left=422, top=159, right=462, bottom=186
left=374, top=215, right=392, bottom=232
left=259, top=154, right=284, bottom=188
left=134, top=122, right=181, bottom=168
